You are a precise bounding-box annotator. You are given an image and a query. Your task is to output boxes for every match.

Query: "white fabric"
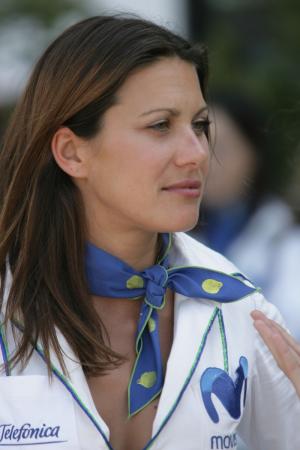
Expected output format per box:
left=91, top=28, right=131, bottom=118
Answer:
left=0, top=232, right=300, bottom=449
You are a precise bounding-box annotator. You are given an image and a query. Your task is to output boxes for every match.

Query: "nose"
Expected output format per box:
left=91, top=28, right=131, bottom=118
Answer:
left=174, top=129, right=210, bottom=169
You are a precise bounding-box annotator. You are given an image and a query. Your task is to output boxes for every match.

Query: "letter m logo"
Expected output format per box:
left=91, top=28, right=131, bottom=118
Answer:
left=200, top=356, right=248, bottom=423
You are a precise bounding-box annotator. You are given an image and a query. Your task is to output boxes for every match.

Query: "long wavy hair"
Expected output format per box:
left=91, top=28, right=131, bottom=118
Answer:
left=0, top=15, right=209, bottom=376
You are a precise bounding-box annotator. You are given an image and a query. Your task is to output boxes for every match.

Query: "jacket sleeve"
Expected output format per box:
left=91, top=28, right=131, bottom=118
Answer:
left=237, top=294, right=300, bottom=449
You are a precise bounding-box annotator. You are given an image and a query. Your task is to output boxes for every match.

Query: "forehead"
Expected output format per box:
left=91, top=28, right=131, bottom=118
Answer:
left=115, top=57, right=205, bottom=112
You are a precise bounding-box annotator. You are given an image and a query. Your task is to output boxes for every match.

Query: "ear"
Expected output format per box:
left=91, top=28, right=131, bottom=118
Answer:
left=51, top=127, right=89, bottom=178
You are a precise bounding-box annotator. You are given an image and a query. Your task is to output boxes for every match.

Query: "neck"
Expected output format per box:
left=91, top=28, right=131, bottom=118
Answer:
left=88, top=228, right=160, bottom=271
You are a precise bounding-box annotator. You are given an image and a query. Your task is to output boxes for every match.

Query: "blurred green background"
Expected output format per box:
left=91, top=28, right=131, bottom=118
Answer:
left=189, top=0, right=300, bottom=208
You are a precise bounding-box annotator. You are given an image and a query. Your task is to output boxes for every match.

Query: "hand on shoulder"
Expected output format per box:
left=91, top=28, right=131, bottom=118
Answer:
left=251, top=309, right=300, bottom=397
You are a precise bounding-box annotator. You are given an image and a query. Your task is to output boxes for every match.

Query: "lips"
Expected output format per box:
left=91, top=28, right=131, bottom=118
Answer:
left=162, top=179, right=202, bottom=199
left=162, top=179, right=201, bottom=190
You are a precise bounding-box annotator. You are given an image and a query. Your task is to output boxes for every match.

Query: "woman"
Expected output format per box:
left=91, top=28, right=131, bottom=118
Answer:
left=0, top=15, right=299, bottom=450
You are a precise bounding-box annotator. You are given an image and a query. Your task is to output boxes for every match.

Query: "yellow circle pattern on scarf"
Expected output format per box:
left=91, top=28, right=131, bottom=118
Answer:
left=148, top=318, right=156, bottom=333
left=137, top=371, right=157, bottom=388
left=126, top=275, right=144, bottom=289
left=202, top=278, right=223, bottom=294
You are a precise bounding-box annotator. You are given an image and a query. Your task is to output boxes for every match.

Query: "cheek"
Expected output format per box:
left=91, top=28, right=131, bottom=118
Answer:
left=204, top=149, right=211, bottom=177
left=90, top=133, right=173, bottom=199
left=199, top=149, right=211, bottom=190
left=124, top=146, right=172, bottom=189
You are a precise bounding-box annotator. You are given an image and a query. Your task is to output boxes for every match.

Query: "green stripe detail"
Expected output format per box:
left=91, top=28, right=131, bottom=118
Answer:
left=10, top=319, right=112, bottom=448
left=168, top=266, right=258, bottom=287
left=217, top=309, right=229, bottom=373
left=144, top=293, right=167, bottom=310
left=157, top=233, right=172, bottom=264
left=128, top=331, right=162, bottom=418
left=0, top=323, right=11, bottom=376
left=143, top=307, right=219, bottom=449
left=127, top=305, right=154, bottom=417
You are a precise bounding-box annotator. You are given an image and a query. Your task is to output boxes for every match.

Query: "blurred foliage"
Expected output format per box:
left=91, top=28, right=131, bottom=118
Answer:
left=189, top=0, right=300, bottom=199
left=0, top=0, right=86, bottom=26
left=0, top=0, right=92, bottom=135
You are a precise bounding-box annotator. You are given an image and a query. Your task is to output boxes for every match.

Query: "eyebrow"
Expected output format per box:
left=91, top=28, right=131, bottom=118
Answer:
left=139, top=106, right=209, bottom=117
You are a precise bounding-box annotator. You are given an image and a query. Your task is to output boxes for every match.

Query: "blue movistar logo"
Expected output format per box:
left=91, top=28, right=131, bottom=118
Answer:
left=200, top=356, right=248, bottom=423
left=0, top=423, right=67, bottom=446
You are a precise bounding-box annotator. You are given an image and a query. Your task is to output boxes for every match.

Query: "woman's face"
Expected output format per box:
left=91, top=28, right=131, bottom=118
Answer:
left=78, top=57, right=210, bottom=237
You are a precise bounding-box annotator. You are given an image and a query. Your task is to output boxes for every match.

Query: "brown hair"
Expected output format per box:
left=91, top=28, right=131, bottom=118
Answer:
left=0, top=15, right=209, bottom=375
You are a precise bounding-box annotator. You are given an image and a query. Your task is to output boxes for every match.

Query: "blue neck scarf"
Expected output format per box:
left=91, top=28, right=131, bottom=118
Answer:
left=85, top=233, right=256, bottom=417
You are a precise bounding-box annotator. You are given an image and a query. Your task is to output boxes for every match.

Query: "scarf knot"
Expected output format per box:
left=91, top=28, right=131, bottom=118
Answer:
left=85, top=233, right=258, bottom=417
left=143, top=265, right=168, bottom=309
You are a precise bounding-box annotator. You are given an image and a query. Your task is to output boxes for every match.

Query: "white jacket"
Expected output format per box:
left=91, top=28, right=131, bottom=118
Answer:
left=0, top=232, right=299, bottom=449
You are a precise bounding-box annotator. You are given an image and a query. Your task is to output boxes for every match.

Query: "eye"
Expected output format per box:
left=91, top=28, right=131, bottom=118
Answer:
left=148, top=120, right=170, bottom=132
left=192, top=118, right=211, bottom=138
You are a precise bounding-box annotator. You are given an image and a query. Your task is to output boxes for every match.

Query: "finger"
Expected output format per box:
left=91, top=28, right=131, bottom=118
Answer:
left=251, top=310, right=280, bottom=328
left=253, top=319, right=281, bottom=361
left=251, top=310, right=300, bottom=357
left=252, top=313, right=300, bottom=397
left=251, top=310, right=267, bottom=321
left=255, top=320, right=300, bottom=377
left=251, top=310, right=274, bottom=328
left=270, top=322, right=300, bottom=357
left=271, top=331, right=300, bottom=396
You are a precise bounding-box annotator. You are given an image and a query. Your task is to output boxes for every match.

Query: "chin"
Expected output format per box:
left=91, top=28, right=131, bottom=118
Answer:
left=156, top=213, right=200, bottom=234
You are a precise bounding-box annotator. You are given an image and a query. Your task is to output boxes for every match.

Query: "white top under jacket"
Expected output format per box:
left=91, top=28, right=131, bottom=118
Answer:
left=0, top=232, right=299, bottom=450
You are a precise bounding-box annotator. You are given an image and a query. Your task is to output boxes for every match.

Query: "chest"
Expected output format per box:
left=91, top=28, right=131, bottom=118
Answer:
left=88, top=369, right=160, bottom=450
left=86, top=308, right=174, bottom=450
